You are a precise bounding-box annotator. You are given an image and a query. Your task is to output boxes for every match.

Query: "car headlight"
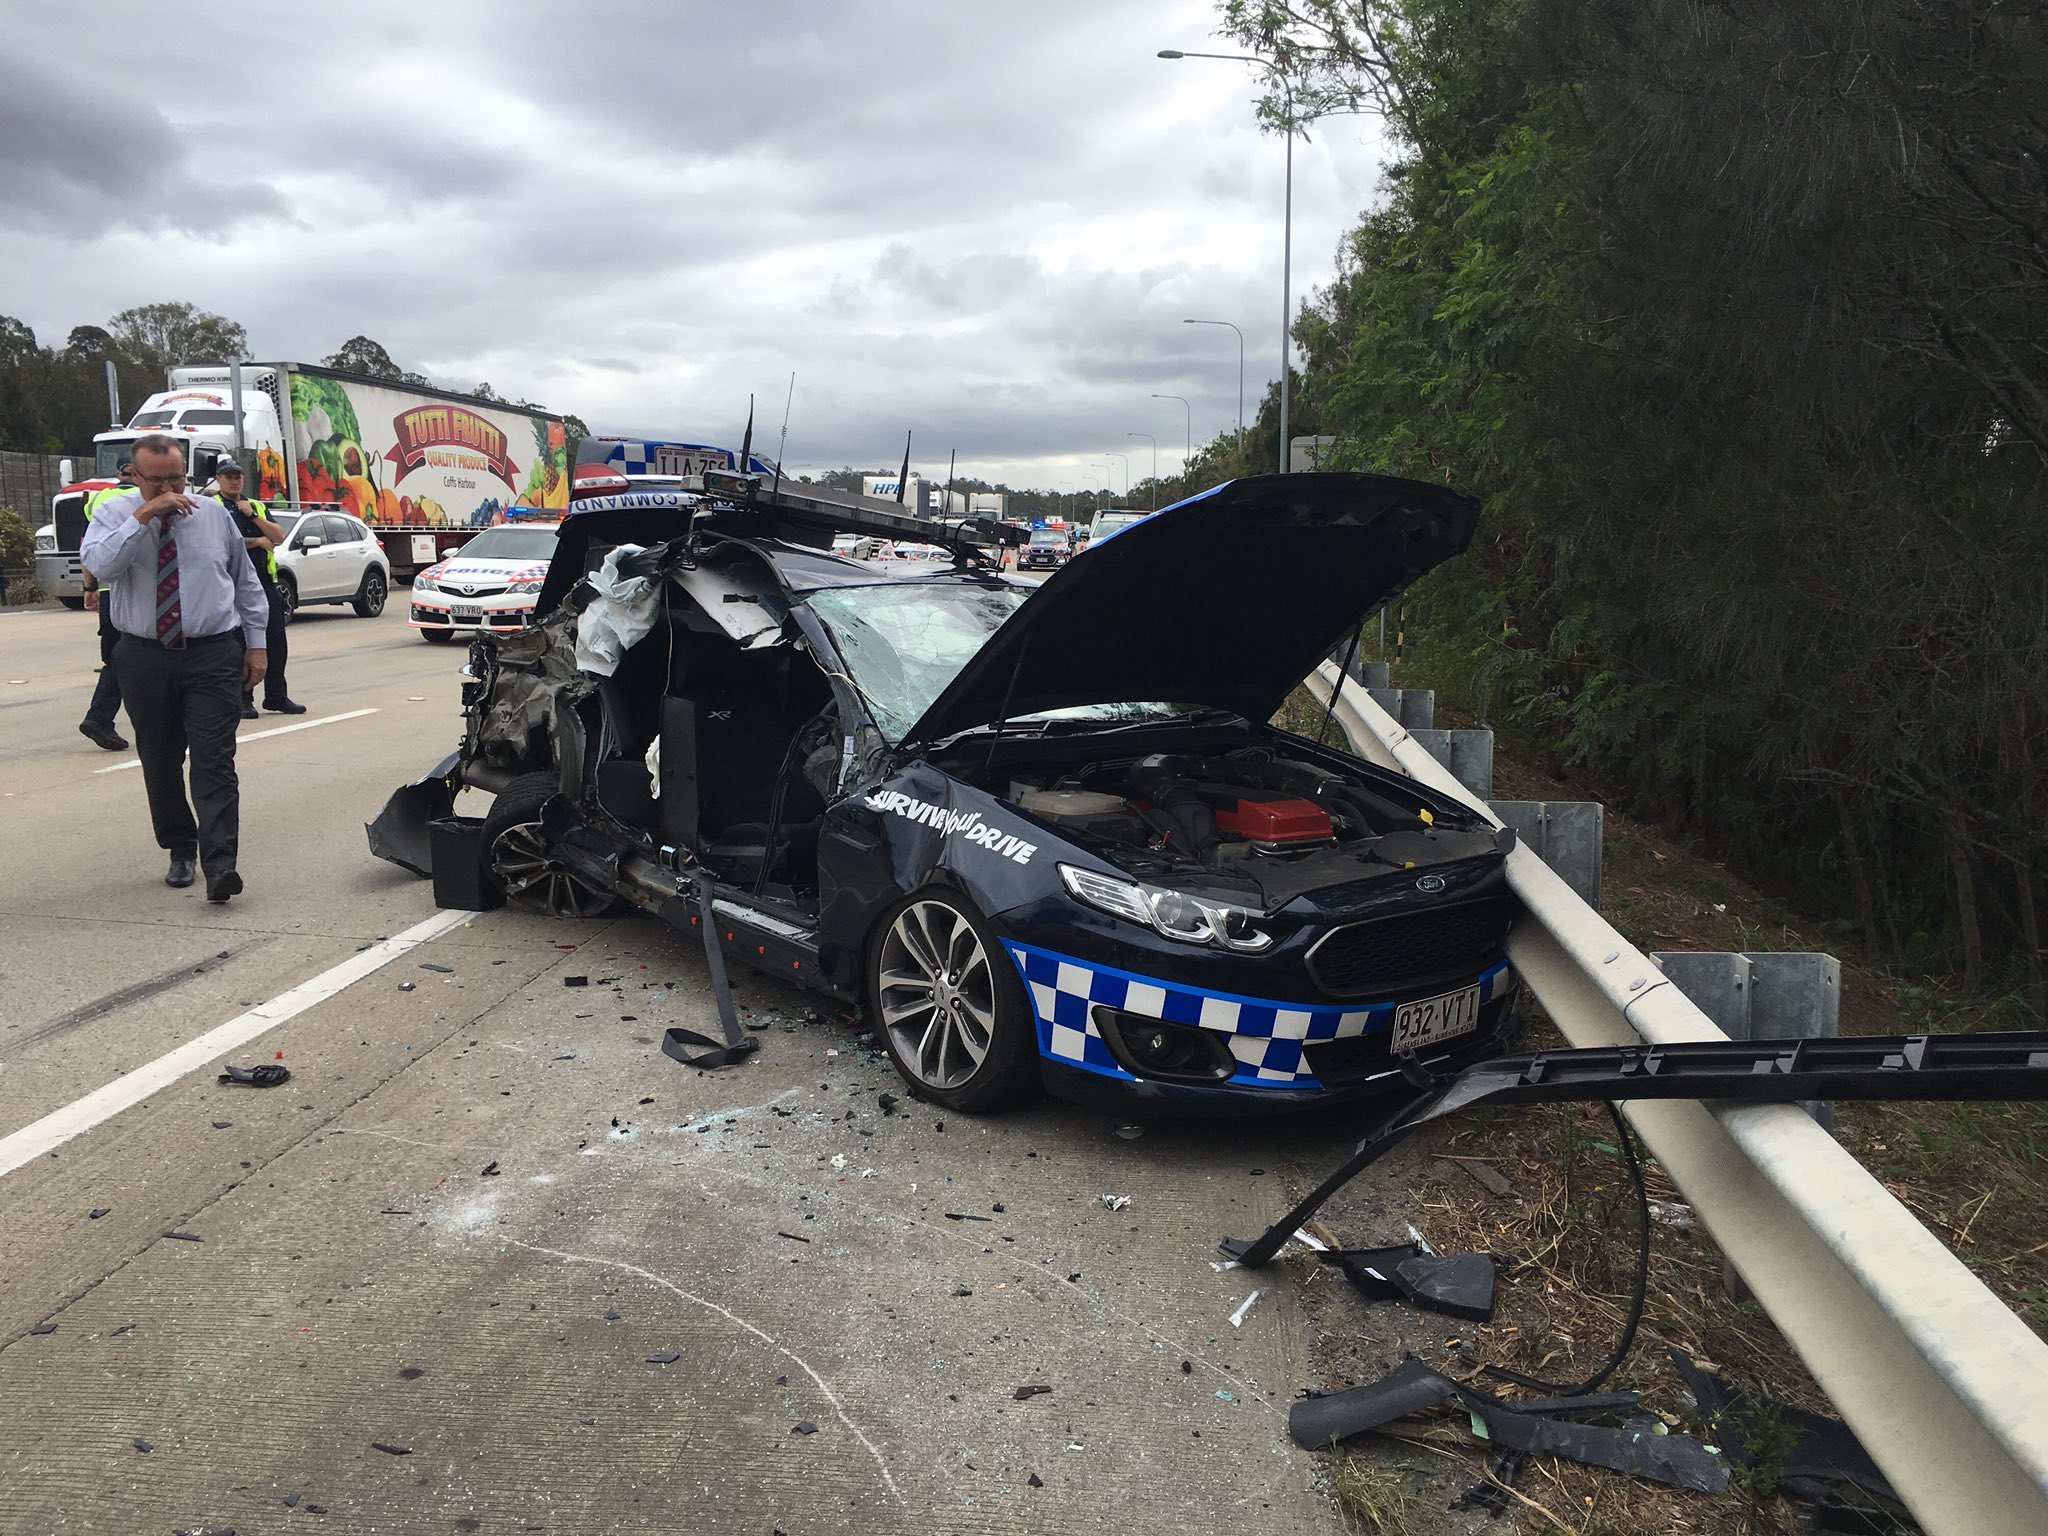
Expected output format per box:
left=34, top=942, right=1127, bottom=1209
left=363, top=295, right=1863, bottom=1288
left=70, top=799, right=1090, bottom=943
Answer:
left=414, top=569, right=442, bottom=591
left=1060, top=865, right=1274, bottom=953
left=35, top=531, right=56, bottom=552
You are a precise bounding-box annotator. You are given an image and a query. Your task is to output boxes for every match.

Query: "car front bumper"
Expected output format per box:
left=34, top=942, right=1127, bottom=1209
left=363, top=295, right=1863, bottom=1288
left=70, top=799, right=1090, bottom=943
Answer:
left=35, top=552, right=82, bottom=599
left=1000, top=935, right=1518, bottom=1113
left=410, top=592, right=537, bottom=633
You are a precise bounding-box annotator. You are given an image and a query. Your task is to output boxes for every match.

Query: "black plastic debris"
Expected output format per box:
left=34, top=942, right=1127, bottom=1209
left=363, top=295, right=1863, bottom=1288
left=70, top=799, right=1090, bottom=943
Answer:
left=27, top=1322, right=55, bottom=1335
left=1451, top=1449, right=1525, bottom=1516
left=564, top=976, right=588, bottom=987
left=645, top=1351, right=681, bottom=1365
left=1289, top=1358, right=1726, bottom=1496
left=132, top=1438, right=153, bottom=1453
left=211, top=1121, right=233, bottom=1130
left=398, top=1367, right=424, bottom=1380
left=877, top=1092, right=899, bottom=1116
left=162, top=1231, right=203, bottom=1243
left=792, top=1421, right=818, bottom=1435
left=479, top=1161, right=500, bottom=1177
left=1320, top=1244, right=1498, bottom=1322
left=369, top=1441, right=412, bottom=1456
left=1027, top=1473, right=1044, bottom=1488
left=420, top=962, right=454, bottom=974
left=944, top=1212, right=990, bottom=1223
left=88, top=1208, right=110, bottom=1219
left=776, top=1231, right=811, bottom=1244
left=1670, top=1351, right=1910, bottom=1527
left=217, top=1064, right=289, bottom=1088
left=398, top=982, right=416, bottom=992
left=1013, top=1384, right=1053, bottom=1401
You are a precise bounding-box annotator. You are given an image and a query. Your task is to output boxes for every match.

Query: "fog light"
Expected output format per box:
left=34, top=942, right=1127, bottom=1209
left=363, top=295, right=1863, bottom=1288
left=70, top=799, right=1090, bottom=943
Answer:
left=1094, top=1008, right=1234, bottom=1082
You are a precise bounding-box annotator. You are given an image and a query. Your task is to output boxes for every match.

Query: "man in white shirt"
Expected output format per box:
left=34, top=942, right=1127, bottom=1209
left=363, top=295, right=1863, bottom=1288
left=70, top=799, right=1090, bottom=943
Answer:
left=79, top=434, right=269, bottom=902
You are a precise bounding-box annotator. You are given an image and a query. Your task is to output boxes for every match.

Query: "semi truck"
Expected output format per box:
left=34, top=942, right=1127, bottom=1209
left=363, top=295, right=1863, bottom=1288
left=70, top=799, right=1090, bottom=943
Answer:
left=35, top=363, right=570, bottom=602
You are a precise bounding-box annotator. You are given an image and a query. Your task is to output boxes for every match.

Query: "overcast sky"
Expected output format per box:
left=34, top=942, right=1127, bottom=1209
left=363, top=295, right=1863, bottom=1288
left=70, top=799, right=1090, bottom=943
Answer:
left=1, top=1, right=1390, bottom=491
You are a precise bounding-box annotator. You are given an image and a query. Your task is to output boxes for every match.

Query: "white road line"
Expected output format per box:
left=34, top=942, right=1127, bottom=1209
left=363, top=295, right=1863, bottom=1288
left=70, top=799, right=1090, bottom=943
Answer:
left=93, top=708, right=381, bottom=774
left=0, top=907, right=474, bottom=1180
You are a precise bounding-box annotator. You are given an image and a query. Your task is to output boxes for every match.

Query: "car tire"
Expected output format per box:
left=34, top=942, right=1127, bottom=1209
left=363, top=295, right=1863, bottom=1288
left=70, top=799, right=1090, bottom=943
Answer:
left=352, top=568, right=387, bottom=617
left=481, top=769, right=623, bottom=918
left=421, top=627, right=457, bottom=644
left=866, top=889, right=1040, bottom=1114
left=60, top=595, right=87, bottom=611
left=276, top=572, right=298, bottom=622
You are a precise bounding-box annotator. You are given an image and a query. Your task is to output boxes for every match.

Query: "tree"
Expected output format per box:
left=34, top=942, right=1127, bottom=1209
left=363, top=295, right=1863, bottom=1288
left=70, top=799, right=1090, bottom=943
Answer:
left=1215, top=0, right=2048, bottom=991
left=472, top=382, right=504, bottom=403
left=107, top=301, right=247, bottom=373
left=63, top=325, right=114, bottom=361
left=323, top=335, right=403, bottom=379
left=0, top=316, right=35, bottom=368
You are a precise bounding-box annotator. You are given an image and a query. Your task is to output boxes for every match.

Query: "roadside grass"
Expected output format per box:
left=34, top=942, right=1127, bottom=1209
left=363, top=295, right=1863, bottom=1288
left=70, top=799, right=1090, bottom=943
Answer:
left=1276, top=663, right=2043, bottom=1532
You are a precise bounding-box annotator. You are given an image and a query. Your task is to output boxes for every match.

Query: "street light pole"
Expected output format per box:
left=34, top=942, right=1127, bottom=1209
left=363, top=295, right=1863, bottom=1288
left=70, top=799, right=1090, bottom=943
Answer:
left=1151, top=393, right=1192, bottom=466
left=1106, top=452, right=1129, bottom=498
left=1126, top=431, right=1157, bottom=509
left=1159, top=49, right=1298, bottom=470
left=1183, top=318, right=1245, bottom=454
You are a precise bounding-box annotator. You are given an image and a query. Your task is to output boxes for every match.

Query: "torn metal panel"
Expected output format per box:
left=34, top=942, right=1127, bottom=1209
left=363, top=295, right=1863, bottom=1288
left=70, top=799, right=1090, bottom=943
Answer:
left=365, top=751, right=460, bottom=876
left=674, top=549, right=788, bottom=649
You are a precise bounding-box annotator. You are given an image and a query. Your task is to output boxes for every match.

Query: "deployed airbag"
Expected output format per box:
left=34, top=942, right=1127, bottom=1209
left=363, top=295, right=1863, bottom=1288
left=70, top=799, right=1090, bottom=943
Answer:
left=575, top=545, right=661, bottom=677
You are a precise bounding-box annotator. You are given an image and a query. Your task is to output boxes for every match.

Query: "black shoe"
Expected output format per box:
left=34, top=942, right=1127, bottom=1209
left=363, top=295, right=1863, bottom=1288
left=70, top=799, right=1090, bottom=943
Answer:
left=264, top=699, right=309, bottom=715
left=241, top=699, right=260, bottom=720
left=79, top=720, right=128, bottom=752
left=206, top=870, right=243, bottom=904
left=166, top=855, right=196, bottom=888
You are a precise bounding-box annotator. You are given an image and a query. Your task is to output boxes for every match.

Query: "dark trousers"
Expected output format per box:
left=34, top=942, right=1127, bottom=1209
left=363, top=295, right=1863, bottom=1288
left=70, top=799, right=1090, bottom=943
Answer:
left=83, top=599, right=124, bottom=728
left=113, top=632, right=244, bottom=873
left=244, top=585, right=289, bottom=707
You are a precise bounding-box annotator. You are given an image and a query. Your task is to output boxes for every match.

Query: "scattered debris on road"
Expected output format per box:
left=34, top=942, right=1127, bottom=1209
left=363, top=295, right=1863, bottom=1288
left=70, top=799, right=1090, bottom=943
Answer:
left=132, top=1438, right=152, bottom=1453
left=420, top=962, right=454, bottom=974
left=369, top=1442, right=413, bottom=1456
left=1290, top=1358, right=1727, bottom=1495
left=1013, top=1384, right=1053, bottom=1401
left=1112, top=1123, right=1145, bottom=1140
left=161, top=1232, right=203, bottom=1243
left=645, top=1351, right=682, bottom=1365
left=87, top=1208, right=109, bottom=1219
left=217, top=1064, right=289, bottom=1088
left=1227, top=1290, right=1263, bottom=1328
left=1320, top=1243, right=1498, bottom=1323
left=479, top=1161, right=500, bottom=1177
left=792, top=1421, right=818, bottom=1435
left=27, top=1323, right=56, bottom=1335
left=1101, top=1194, right=1132, bottom=1211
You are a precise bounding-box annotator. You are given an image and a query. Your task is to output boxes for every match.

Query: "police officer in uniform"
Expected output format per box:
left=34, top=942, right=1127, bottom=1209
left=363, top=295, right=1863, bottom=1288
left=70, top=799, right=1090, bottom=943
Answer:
left=77, top=463, right=136, bottom=751
left=212, top=457, right=304, bottom=716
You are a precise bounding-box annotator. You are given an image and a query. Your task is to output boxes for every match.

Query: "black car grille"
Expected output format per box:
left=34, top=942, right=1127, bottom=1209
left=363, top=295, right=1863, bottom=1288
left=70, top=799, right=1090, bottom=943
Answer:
left=54, top=492, right=86, bottom=552
left=1305, top=900, right=1512, bottom=998
left=442, top=585, right=509, bottom=599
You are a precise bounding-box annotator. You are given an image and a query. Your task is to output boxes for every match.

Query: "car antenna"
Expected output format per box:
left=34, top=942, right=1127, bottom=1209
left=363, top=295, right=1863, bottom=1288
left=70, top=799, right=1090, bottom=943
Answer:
left=737, top=393, right=755, bottom=475
left=770, top=371, right=795, bottom=497
left=895, top=430, right=911, bottom=504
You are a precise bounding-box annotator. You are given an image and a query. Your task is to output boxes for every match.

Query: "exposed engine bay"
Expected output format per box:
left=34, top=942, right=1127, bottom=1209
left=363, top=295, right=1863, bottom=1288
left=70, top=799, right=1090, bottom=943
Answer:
left=998, top=747, right=1503, bottom=907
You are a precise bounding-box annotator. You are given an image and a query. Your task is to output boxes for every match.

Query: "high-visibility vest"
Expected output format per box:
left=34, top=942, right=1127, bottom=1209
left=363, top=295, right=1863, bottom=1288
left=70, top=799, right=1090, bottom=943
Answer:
left=244, top=497, right=278, bottom=579
left=82, top=481, right=135, bottom=591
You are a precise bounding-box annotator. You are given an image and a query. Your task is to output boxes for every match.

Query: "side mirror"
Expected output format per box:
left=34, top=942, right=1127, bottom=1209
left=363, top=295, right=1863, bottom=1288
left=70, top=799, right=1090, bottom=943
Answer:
left=300, top=535, right=324, bottom=550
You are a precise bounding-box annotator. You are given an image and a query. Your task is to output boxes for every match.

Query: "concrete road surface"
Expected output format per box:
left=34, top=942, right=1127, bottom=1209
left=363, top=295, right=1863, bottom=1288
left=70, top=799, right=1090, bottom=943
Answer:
left=0, top=601, right=1417, bottom=1535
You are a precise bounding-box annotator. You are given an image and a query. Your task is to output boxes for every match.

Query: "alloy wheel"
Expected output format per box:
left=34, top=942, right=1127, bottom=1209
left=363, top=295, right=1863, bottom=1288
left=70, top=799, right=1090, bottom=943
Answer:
left=360, top=570, right=386, bottom=615
left=877, top=899, right=996, bottom=1090
left=491, top=821, right=616, bottom=918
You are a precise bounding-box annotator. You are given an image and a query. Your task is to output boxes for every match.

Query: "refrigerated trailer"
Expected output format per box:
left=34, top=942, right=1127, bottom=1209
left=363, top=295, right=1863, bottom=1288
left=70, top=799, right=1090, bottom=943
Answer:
left=35, top=363, right=570, bottom=599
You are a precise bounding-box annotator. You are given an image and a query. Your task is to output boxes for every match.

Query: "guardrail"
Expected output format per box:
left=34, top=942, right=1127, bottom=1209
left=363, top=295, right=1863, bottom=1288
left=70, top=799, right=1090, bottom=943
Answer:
left=1306, top=663, right=2048, bottom=1536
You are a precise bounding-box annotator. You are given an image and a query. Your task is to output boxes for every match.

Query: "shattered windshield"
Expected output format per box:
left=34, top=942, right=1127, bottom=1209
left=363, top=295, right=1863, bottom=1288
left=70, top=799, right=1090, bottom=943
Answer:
left=807, top=581, right=1195, bottom=741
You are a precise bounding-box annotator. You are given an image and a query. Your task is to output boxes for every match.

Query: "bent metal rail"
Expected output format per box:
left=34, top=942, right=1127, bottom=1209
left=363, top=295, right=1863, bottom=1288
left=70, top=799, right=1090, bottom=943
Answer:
left=1305, top=663, right=2048, bottom=1536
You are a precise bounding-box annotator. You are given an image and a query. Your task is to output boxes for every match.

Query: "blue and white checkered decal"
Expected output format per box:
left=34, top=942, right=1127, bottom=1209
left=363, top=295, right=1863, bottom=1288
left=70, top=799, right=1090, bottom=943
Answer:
left=1005, top=942, right=1514, bottom=1090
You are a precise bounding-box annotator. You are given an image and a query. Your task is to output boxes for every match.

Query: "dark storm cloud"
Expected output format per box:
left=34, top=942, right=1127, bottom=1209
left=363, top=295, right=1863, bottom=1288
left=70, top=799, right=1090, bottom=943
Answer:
left=6, top=1, right=1386, bottom=486
left=0, top=58, right=289, bottom=236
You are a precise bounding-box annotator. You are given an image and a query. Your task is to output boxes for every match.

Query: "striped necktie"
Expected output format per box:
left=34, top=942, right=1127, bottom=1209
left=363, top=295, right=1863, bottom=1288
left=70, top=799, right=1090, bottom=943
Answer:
left=156, top=526, right=183, bottom=646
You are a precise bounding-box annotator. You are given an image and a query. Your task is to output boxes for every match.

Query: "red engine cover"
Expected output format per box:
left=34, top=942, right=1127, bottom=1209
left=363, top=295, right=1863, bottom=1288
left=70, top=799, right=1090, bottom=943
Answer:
left=1215, top=797, right=1334, bottom=844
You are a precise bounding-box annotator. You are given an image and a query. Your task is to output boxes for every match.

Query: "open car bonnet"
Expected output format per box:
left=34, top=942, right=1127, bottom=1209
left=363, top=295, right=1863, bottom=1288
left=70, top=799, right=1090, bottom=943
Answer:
left=899, top=473, right=1479, bottom=746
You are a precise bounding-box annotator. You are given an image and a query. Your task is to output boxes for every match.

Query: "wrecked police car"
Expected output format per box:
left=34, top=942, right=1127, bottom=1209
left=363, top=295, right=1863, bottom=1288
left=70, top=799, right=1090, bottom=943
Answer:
left=369, top=470, right=1519, bottom=1113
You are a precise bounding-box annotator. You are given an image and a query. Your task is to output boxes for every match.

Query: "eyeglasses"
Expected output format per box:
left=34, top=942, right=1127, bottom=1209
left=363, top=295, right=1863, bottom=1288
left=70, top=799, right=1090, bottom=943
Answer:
left=135, top=471, right=188, bottom=488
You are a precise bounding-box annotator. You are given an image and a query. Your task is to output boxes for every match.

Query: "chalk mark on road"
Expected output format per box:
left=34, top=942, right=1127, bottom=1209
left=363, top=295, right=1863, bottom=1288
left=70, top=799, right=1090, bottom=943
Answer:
left=92, top=708, right=381, bottom=774
left=504, top=1237, right=905, bottom=1504
left=0, top=907, right=473, bottom=1179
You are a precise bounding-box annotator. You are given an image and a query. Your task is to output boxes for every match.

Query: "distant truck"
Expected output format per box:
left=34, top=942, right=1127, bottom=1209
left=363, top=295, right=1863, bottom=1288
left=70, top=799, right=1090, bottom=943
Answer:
left=861, top=473, right=933, bottom=517
left=968, top=491, right=1007, bottom=520
left=35, top=363, right=570, bottom=602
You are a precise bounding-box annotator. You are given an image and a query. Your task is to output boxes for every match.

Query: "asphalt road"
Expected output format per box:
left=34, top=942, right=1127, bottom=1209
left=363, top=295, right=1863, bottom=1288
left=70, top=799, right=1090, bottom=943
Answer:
left=0, top=601, right=1385, bottom=1535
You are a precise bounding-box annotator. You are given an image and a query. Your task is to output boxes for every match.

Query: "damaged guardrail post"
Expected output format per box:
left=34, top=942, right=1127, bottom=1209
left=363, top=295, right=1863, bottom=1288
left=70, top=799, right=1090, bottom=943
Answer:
left=1304, top=660, right=2048, bottom=1536
left=1408, top=727, right=1495, bottom=800
left=1367, top=685, right=1434, bottom=729
left=1490, top=800, right=1603, bottom=909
